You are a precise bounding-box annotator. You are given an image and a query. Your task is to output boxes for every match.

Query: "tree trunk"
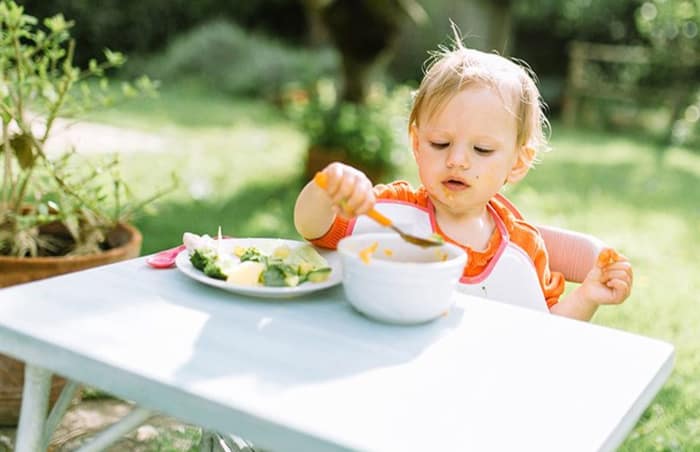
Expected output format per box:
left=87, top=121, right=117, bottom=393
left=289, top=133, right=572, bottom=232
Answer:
left=318, top=0, right=406, bottom=103
left=486, top=0, right=513, bottom=55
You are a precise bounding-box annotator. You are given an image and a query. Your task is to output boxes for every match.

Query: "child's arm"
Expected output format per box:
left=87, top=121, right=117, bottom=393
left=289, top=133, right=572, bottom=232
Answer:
left=550, top=248, right=633, bottom=321
left=294, top=162, right=375, bottom=239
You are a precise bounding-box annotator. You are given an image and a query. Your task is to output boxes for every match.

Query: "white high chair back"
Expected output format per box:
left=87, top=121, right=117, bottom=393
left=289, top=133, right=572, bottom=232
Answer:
left=538, top=225, right=604, bottom=283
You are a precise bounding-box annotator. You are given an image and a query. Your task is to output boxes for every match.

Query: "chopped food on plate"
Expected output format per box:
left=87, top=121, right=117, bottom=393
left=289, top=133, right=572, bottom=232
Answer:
left=183, top=232, right=332, bottom=287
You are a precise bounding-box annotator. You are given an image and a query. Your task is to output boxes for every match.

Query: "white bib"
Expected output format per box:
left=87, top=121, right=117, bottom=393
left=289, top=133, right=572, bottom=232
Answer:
left=348, top=200, right=549, bottom=312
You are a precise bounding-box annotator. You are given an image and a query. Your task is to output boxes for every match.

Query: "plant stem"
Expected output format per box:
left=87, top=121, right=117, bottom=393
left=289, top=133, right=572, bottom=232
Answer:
left=41, top=40, right=75, bottom=144
left=11, top=169, right=32, bottom=212
left=12, top=23, right=25, bottom=125
left=118, top=174, right=178, bottom=221
left=1, top=119, right=11, bottom=205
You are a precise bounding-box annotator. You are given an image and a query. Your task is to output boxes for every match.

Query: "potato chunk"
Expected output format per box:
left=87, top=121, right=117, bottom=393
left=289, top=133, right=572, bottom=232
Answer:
left=226, top=261, right=266, bottom=286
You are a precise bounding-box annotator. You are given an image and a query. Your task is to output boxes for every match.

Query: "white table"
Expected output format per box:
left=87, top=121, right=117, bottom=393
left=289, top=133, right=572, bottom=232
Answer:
left=0, top=256, right=674, bottom=452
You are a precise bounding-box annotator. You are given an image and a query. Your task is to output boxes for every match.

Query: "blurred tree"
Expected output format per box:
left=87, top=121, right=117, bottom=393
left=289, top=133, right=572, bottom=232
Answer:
left=636, top=0, right=698, bottom=54
left=293, top=0, right=428, bottom=182
left=635, top=0, right=699, bottom=146
left=310, top=0, right=427, bottom=103
left=389, top=0, right=515, bottom=84
left=512, top=0, right=643, bottom=110
left=513, top=0, right=699, bottom=147
left=514, top=0, right=643, bottom=43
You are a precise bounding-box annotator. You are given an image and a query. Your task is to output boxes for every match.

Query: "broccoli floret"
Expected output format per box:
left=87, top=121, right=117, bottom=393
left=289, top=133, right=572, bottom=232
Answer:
left=239, top=247, right=267, bottom=264
left=203, top=259, right=227, bottom=280
left=190, top=248, right=216, bottom=271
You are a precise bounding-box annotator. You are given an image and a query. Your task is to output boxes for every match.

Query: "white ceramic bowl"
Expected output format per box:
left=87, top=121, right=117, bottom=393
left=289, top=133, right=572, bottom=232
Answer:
left=337, top=232, right=467, bottom=324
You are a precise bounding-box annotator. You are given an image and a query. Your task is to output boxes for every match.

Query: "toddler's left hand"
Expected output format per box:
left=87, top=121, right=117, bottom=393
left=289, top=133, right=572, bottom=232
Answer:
left=580, top=248, right=633, bottom=306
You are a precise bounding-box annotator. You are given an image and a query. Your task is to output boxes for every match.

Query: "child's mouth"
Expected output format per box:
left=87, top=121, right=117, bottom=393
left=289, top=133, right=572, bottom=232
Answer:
left=442, top=178, right=469, bottom=191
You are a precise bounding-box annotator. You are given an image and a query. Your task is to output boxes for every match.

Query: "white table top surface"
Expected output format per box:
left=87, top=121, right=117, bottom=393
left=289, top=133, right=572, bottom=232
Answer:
left=0, top=256, right=674, bottom=452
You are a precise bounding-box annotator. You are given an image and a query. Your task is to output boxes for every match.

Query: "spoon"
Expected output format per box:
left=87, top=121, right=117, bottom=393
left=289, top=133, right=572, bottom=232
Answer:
left=146, top=245, right=186, bottom=269
left=313, top=172, right=444, bottom=248
left=147, top=230, right=232, bottom=269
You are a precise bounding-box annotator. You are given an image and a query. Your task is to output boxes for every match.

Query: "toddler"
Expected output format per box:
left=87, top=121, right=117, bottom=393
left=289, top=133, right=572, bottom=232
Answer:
left=294, top=31, right=633, bottom=321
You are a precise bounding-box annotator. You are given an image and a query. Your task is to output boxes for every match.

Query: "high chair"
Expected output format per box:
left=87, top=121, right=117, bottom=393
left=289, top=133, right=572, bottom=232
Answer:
left=538, top=225, right=604, bottom=283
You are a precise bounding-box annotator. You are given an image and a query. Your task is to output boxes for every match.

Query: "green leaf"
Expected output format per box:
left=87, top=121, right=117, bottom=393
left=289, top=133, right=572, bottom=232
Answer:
left=88, top=59, right=101, bottom=74
left=10, top=133, right=35, bottom=169
left=64, top=215, right=80, bottom=241
left=41, top=82, right=58, bottom=103
left=121, top=82, right=137, bottom=97
left=0, top=80, right=9, bottom=99
left=43, top=14, right=71, bottom=34
left=103, top=49, right=125, bottom=67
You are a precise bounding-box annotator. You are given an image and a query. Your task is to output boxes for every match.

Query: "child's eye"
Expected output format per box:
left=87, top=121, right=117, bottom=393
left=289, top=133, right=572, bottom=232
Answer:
left=474, top=146, right=494, bottom=154
left=430, top=141, right=449, bottom=150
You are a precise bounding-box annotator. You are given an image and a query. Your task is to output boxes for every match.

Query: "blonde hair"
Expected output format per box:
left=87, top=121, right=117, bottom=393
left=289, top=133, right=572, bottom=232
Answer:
left=408, top=26, right=550, bottom=163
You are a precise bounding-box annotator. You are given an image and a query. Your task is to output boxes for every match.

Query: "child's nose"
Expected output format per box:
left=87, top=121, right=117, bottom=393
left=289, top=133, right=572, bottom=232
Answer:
left=446, top=146, right=470, bottom=169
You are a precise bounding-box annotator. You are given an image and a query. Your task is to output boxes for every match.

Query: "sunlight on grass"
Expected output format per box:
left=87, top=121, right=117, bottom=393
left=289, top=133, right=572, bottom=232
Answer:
left=86, top=79, right=282, bottom=130
left=90, top=85, right=699, bottom=450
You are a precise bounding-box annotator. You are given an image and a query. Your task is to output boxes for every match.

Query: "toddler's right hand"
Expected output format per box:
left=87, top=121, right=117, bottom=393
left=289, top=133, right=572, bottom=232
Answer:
left=316, top=163, right=375, bottom=218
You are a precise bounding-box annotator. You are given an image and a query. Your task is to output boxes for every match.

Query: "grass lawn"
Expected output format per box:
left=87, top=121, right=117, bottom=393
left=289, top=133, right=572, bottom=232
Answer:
left=88, top=81, right=699, bottom=450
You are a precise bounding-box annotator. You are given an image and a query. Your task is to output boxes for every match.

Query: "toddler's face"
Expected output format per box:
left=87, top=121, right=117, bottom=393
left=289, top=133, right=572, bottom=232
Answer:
left=412, top=84, right=525, bottom=216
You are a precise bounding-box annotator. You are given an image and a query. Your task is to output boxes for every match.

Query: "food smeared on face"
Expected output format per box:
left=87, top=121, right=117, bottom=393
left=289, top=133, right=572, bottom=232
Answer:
left=440, top=185, right=455, bottom=200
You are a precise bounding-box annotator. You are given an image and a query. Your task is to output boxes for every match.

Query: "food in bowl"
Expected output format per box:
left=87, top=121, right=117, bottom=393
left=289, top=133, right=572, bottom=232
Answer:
left=337, top=232, right=467, bottom=324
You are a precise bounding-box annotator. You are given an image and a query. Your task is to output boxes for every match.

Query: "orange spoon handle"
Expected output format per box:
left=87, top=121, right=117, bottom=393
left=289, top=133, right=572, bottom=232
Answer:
left=365, top=208, right=392, bottom=227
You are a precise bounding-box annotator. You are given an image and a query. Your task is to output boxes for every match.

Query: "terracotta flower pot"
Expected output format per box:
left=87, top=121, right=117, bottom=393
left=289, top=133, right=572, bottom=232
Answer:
left=0, top=222, right=142, bottom=426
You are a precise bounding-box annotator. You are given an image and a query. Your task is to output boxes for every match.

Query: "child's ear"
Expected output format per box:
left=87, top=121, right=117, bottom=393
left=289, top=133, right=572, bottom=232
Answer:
left=507, top=145, right=536, bottom=184
left=410, top=124, right=419, bottom=158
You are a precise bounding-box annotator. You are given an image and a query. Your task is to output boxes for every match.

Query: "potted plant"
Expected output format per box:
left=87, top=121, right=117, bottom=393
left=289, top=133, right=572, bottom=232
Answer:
left=0, top=0, right=170, bottom=425
left=285, top=79, right=400, bottom=183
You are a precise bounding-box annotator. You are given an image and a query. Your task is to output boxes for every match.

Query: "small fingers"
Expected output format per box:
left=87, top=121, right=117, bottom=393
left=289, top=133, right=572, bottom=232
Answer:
left=322, top=163, right=346, bottom=198
left=600, top=264, right=632, bottom=282
left=344, top=177, right=373, bottom=214
left=600, top=261, right=633, bottom=285
left=354, top=194, right=376, bottom=217
left=604, top=278, right=632, bottom=304
left=321, top=163, right=374, bottom=217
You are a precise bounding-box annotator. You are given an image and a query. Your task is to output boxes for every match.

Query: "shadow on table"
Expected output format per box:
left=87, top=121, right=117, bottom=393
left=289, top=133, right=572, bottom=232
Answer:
left=166, top=280, right=465, bottom=392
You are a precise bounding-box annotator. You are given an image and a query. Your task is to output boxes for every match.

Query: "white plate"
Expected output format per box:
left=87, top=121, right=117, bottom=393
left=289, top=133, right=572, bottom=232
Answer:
left=175, top=238, right=342, bottom=299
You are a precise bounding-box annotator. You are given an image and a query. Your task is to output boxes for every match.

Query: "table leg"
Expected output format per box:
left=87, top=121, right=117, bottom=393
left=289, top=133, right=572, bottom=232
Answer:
left=43, top=380, right=81, bottom=449
left=14, top=364, right=52, bottom=452
left=73, top=406, right=153, bottom=452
